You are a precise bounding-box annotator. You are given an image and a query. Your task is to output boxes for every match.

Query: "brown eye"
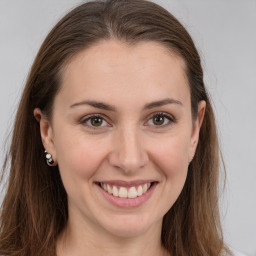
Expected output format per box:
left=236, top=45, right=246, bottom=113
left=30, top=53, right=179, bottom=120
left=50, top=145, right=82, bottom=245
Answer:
left=152, top=114, right=165, bottom=125
left=146, top=112, right=175, bottom=128
left=80, top=115, right=109, bottom=130
left=90, top=116, right=103, bottom=126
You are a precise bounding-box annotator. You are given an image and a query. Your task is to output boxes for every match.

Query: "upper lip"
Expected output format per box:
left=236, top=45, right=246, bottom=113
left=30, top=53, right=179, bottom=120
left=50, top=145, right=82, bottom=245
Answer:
left=95, top=180, right=157, bottom=187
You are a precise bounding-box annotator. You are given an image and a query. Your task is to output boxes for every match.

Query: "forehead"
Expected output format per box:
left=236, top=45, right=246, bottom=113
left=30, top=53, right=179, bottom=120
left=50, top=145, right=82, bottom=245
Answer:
left=57, top=40, right=190, bottom=109
left=62, top=39, right=186, bottom=79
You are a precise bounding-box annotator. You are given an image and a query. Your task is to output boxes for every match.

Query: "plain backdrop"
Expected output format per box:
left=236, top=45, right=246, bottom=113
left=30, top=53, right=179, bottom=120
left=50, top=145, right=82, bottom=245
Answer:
left=0, top=0, right=255, bottom=255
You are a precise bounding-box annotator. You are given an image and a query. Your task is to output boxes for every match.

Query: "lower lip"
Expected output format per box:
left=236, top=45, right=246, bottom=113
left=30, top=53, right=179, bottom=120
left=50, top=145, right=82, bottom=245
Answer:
left=96, top=183, right=157, bottom=208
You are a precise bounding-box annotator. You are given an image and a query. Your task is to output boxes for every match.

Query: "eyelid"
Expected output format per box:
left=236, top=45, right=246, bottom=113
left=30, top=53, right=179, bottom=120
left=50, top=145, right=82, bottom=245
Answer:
left=79, top=111, right=176, bottom=130
left=144, top=112, right=176, bottom=128
left=79, top=114, right=111, bottom=130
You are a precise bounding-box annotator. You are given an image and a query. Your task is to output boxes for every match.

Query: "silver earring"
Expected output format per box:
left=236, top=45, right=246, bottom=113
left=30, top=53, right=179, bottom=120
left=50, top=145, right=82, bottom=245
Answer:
left=45, top=150, right=55, bottom=166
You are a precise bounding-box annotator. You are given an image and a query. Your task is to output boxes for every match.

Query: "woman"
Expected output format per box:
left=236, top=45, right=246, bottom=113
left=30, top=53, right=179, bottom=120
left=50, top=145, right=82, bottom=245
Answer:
left=0, top=0, right=237, bottom=255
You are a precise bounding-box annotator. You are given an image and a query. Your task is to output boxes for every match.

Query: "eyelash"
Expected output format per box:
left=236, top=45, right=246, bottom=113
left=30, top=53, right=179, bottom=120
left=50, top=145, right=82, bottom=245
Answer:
left=79, top=112, right=176, bottom=130
left=145, top=112, right=176, bottom=128
left=79, top=114, right=109, bottom=130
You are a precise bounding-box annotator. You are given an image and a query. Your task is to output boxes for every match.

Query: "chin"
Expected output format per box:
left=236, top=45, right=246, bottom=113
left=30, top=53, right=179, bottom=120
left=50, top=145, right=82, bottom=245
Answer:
left=100, top=213, right=162, bottom=238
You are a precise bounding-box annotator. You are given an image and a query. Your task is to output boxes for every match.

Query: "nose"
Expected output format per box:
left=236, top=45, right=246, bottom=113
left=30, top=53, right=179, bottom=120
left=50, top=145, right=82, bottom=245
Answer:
left=108, top=126, right=149, bottom=174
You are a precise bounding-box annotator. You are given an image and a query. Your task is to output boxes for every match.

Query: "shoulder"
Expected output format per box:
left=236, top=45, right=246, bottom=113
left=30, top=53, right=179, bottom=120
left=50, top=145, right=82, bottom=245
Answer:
left=229, top=248, right=248, bottom=256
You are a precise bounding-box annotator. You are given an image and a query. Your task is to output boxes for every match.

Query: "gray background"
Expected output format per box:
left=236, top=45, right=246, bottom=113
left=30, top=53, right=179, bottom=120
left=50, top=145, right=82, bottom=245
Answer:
left=0, top=0, right=255, bottom=255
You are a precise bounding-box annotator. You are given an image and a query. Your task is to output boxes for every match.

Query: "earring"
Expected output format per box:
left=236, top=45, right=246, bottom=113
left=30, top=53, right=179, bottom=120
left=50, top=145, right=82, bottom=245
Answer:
left=44, top=150, right=55, bottom=166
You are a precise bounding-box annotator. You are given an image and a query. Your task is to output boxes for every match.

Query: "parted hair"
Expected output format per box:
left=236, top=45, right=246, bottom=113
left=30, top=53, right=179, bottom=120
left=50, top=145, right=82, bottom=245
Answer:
left=0, top=0, right=231, bottom=255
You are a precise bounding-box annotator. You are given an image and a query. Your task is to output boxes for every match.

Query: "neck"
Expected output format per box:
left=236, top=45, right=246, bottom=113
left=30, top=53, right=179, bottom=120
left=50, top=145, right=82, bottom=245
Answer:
left=56, top=211, right=169, bottom=256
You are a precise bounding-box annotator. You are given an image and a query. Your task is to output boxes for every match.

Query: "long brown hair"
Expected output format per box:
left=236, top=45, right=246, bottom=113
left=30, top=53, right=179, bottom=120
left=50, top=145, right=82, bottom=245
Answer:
left=0, top=0, right=231, bottom=255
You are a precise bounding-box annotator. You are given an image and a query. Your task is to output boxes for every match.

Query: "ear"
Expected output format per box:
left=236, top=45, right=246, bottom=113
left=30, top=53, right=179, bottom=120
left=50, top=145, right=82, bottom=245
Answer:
left=188, top=100, right=206, bottom=163
left=34, top=108, right=57, bottom=165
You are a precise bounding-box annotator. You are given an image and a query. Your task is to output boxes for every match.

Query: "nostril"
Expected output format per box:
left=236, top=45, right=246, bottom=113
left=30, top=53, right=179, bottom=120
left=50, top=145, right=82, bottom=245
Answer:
left=108, top=152, right=148, bottom=173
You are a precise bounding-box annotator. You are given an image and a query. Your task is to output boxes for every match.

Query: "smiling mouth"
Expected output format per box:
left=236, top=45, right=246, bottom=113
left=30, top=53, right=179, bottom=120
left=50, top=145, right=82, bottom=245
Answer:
left=96, top=182, right=157, bottom=199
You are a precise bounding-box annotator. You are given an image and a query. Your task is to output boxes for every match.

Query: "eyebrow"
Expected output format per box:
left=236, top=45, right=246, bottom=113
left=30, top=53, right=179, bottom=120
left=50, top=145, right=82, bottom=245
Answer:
left=70, top=100, right=116, bottom=111
left=69, top=98, right=183, bottom=111
left=144, top=98, right=183, bottom=109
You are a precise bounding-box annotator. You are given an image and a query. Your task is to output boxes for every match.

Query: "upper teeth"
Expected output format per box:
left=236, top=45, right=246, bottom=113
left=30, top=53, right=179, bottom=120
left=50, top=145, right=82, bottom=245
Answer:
left=101, top=183, right=151, bottom=199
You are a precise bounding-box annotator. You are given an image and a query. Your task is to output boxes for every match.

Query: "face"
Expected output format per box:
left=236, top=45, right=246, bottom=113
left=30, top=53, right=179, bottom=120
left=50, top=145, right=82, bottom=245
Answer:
left=35, top=40, right=205, bottom=239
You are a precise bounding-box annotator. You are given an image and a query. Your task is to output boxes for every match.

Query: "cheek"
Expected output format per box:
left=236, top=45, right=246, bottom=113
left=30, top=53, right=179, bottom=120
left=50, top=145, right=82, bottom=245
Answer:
left=54, top=129, right=108, bottom=181
left=150, top=135, right=190, bottom=180
left=151, top=135, right=191, bottom=209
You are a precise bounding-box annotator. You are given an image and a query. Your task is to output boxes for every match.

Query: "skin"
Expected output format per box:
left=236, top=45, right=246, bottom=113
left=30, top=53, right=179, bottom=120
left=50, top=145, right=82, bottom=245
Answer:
left=34, top=40, right=206, bottom=256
